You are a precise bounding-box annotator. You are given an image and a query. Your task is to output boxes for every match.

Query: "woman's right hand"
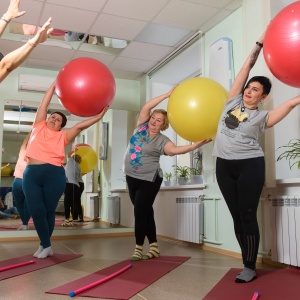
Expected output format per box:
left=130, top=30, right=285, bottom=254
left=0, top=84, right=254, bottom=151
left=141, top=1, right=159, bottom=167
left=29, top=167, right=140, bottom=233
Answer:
left=165, top=86, right=178, bottom=98
left=98, top=106, right=109, bottom=118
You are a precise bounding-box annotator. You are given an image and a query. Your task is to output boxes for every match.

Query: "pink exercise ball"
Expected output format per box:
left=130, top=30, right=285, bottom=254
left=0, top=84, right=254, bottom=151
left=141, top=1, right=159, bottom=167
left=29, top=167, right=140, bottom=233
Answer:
left=56, top=57, right=116, bottom=117
left=263, top=2, right=300, bottom=87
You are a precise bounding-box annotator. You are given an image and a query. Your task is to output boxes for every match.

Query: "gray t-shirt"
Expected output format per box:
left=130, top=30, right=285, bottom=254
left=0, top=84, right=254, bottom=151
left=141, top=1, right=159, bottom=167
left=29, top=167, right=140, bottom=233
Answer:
left=123, top=122, right=171, bottom=182
left=212, top=94, right=269, bottom=159
left=65, top=156, right=81, bottom=186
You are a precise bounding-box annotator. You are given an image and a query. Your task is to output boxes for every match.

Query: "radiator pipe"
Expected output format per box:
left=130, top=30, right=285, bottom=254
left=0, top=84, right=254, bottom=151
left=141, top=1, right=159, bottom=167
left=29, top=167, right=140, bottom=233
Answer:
left=203, top=198, right=223, bottom=245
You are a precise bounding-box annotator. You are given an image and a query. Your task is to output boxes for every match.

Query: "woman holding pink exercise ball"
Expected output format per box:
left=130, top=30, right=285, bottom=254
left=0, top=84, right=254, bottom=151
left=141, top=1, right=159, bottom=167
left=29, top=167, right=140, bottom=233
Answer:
left=22, top=81, right=108, bottom=259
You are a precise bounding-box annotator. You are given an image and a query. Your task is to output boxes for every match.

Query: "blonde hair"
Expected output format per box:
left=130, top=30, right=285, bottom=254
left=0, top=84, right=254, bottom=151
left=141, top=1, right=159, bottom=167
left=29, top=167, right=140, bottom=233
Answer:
left=151, top=109, right=169, bottom=131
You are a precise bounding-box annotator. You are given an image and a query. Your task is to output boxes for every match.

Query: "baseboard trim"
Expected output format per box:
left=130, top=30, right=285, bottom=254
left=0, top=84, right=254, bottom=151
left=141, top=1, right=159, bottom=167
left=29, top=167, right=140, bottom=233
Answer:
left=0, top=231, right=134, bottom=242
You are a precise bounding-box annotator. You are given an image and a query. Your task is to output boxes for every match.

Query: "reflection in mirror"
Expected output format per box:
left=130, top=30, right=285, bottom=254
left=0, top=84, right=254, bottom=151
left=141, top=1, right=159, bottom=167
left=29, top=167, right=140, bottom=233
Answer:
left=0, top=101, right=124, bottom=233
left=8, top=21, right=128, bottom=53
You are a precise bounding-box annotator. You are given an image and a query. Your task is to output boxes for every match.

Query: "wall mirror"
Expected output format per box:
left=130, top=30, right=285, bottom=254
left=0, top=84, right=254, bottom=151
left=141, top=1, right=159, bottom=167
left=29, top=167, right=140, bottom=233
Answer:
left=8, top=21, right=128, bottom=55
left=0, top=100, right=130, bottom=235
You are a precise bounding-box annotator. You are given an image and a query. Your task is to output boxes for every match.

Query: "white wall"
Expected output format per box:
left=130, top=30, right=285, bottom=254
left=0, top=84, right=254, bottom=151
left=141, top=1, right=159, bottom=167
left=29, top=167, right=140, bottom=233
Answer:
left=100, top=109, right=137, bottom=223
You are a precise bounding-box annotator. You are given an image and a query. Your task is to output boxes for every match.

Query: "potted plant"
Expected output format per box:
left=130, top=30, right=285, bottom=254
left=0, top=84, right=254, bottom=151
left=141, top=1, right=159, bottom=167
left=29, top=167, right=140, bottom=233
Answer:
left=172, top=165, right=189, bottom=185
left=163, top=172, right=173, bottom=186
left=277, top=139, right=300, bottom=169
left=189, top=149, right=203, bottom=184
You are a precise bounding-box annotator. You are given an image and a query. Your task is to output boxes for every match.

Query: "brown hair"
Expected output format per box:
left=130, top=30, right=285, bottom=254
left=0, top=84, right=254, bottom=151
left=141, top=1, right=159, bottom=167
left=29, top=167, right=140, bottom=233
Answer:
left=151, top=109, right=169, bottom=131
left=73, top=154, right=82, bottom=164
left=50, top=111, right=67, bottom=128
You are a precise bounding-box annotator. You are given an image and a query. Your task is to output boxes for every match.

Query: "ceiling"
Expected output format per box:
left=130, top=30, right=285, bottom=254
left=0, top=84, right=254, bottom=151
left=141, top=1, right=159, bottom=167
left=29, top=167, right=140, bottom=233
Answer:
left=1, top=0, right=243, bottom=142
left=0, top=0, right=242, bottom=80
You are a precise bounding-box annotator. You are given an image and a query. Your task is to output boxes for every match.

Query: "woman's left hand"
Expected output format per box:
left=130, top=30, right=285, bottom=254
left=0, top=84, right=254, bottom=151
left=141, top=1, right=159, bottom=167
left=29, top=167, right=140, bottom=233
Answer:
left=29, top=17, right=54, bottom=46
left=193, top=139, right=212, bottom=148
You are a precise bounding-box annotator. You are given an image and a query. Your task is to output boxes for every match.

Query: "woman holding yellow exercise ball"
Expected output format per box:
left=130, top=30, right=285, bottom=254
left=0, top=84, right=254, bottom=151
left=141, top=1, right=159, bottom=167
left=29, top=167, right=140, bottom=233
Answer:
left=123, top=87, right=212, bottom=261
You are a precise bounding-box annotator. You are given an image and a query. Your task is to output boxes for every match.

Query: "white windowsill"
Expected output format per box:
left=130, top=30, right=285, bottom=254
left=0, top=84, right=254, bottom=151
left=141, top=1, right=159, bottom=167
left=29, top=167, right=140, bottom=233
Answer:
left=276, top=178, right=300, bottom=184
left=111, top=184, right=206, bottom=193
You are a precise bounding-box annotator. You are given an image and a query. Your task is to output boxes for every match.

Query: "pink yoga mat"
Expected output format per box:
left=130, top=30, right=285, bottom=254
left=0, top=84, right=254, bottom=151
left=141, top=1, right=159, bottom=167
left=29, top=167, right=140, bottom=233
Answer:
left=47, top=256, right=190, bottom=299
left=203, top=267, right=300, bottom=300
left=0, top=253, right=82, bottom=281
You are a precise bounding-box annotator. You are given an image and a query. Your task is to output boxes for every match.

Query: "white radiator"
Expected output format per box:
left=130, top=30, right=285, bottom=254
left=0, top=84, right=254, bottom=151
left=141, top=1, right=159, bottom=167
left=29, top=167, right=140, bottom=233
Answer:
left=176, top=196, right=204, bottom=244
left=271, top=196, right=300, bottom=266
left=107, top=196, right=120, bottom=225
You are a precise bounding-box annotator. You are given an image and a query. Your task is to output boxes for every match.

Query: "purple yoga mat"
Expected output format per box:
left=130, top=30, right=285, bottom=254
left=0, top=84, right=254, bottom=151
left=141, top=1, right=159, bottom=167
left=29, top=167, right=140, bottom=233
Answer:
left=0, top=253, right=82, bottom=281
left=203, top=267, right=300, bottom=300
left=46, top=256, right=190, bottom=299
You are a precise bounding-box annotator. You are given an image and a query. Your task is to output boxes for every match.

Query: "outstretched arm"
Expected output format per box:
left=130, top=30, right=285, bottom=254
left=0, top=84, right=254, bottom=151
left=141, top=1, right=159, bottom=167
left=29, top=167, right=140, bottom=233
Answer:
left=267, top=95, right=300, bottom=127
left=0, top=0, right=25, bottom=37
left=137, top=87, right=176, bottom=127
left=164, top=139, right=212, bottom=156
left=0, top=17, right=53, bottom=82
left=34, top=81, right=56, bottom=125
left=66, top=107, right=109, bottom=143
left=228, top=32, right=265, bottom=100
left=1, top=163, right=10, bottom=170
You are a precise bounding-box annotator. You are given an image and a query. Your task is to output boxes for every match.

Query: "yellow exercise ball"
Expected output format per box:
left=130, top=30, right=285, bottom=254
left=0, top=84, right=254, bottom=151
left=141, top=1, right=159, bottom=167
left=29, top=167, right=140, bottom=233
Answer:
left=1, top=164, right=13, bottom=176
left=72, top=146, right=97, bottom=174
left=167, top=77, right=227, bottom=142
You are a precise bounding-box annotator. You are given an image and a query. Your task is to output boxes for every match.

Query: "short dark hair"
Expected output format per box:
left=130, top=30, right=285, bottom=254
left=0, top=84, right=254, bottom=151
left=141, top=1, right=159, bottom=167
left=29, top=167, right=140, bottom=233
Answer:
left=50, top=111, right=67, bottom=128
left=244, top=76, right=272, bottom=95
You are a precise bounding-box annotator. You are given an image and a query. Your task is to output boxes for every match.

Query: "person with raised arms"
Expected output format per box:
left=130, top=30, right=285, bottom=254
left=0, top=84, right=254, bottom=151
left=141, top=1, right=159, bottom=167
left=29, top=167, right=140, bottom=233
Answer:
left=0, top=0, right=53, bottom=83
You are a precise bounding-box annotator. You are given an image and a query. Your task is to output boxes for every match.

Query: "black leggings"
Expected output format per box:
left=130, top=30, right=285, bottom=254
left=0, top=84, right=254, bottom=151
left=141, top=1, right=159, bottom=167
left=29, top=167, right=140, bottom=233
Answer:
left=126, top=175, right=162, bottom=245
left=73, top=182, right=84, bottom=220
left=63, top=182, right=79, bottom=219
left=216, top=157, right=265, bottom=270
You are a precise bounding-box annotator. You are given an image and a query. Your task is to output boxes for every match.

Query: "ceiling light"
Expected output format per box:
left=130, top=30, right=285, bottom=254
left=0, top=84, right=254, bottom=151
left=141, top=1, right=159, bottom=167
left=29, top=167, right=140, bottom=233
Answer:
left=103, top=37, right=127, bottom=49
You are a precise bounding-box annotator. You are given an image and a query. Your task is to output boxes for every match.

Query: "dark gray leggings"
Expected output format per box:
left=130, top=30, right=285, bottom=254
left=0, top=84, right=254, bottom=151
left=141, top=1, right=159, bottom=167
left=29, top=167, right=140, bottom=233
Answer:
left=216, top=157, right=265, bottom=270
left=126, top=175, right=162, bottom=245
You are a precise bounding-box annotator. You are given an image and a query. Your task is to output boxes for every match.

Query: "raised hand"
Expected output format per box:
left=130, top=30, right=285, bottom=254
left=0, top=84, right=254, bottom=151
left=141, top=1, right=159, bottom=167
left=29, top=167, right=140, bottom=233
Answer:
left=29, top=17, right=54, bottom=46
left=5, top=0, right=26, bottom=21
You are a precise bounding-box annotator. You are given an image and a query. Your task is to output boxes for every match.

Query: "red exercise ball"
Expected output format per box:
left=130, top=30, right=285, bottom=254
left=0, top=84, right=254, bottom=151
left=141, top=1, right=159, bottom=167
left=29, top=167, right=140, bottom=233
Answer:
left=263, top=2, right=300, bottom=87
left=56, top=57, right=116, bottom=117
left=71, top=143, right=91, bottom=151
